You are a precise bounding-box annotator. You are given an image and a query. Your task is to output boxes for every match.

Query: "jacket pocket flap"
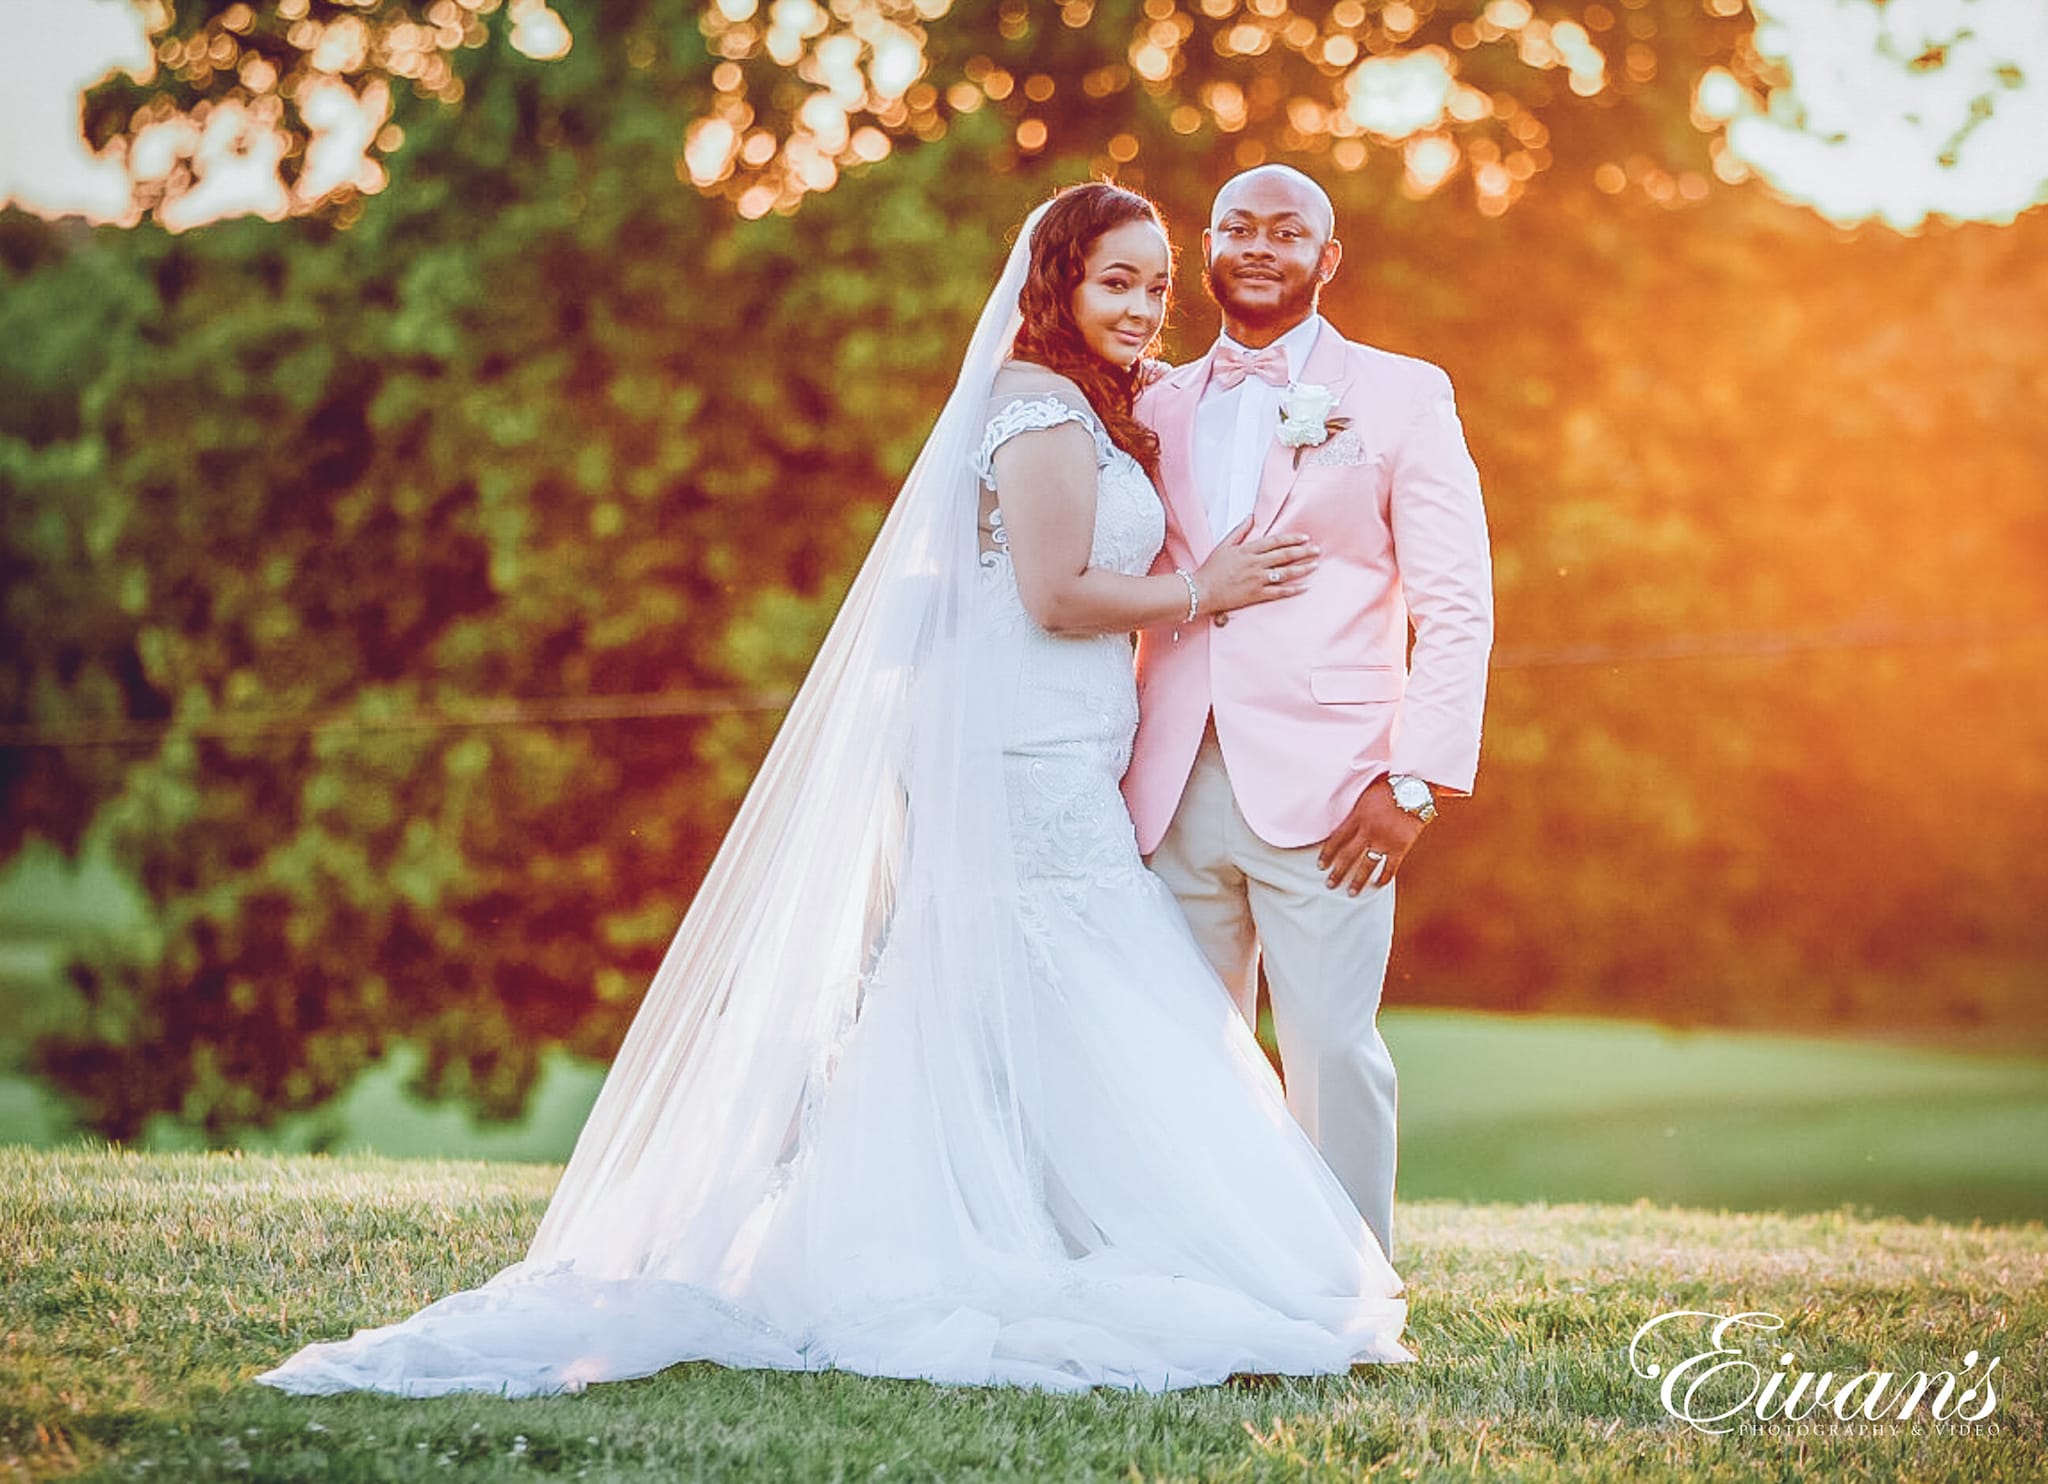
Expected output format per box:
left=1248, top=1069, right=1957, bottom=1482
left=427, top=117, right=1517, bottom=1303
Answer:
left=1309, top=665, right=1404, bottom=704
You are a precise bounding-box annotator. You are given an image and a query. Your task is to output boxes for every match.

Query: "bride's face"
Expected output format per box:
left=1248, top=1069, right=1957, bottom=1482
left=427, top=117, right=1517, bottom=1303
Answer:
left=1069, top=220, right=1171, bottom=370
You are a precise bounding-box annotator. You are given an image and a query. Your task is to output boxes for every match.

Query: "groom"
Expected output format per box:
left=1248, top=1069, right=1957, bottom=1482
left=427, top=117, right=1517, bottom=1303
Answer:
left=1126, top=166, right=1494, bottom=1262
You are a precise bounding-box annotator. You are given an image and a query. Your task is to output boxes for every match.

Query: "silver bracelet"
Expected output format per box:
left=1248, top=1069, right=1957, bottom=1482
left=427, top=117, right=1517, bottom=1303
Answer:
left=1174, top=567, right=1200, bottom=622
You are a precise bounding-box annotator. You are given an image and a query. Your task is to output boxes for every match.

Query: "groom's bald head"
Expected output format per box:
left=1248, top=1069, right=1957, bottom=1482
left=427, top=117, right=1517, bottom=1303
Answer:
left=1209, top=165, right=1336, bottom=244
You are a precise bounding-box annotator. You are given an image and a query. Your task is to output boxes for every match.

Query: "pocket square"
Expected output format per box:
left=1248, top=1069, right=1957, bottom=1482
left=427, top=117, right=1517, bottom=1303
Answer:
left=1303, top=428, right=1367, bottom=468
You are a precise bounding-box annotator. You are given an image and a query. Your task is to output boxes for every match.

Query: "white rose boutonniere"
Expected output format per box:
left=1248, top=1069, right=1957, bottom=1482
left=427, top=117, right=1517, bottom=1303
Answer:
left=1276, top=381, right=1350, bottom=465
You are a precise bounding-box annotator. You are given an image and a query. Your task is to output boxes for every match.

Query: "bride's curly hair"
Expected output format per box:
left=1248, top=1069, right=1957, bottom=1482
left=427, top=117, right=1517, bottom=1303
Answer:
left=1010, top=182, right=1172, bottom=482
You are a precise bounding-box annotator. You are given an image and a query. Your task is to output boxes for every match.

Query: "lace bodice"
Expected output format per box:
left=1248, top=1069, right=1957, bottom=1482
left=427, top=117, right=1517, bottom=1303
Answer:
left=968, top=388, right=1170, bottom=917
left=973, top=391, right=1166, bottom=582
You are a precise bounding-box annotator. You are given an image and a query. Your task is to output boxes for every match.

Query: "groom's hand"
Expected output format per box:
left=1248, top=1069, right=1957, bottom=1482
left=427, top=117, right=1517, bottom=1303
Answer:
left=1318, top=779, right=1427, bottom=895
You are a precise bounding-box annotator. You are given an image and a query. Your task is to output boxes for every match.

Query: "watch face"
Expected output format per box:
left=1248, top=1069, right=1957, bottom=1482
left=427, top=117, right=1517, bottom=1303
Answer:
left=1392, top=777, right=1431, bottom=809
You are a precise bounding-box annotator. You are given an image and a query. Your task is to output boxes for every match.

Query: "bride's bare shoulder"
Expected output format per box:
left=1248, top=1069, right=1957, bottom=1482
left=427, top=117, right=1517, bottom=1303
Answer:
left=990, top=360, right=1087, bottom=402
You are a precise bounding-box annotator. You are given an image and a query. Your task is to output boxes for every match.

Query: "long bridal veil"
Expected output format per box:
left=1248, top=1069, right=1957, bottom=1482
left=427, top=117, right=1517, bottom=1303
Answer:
left=527, top=204, right=1053, bottom=1283
left=253, top=206, right=1073, bottom=1398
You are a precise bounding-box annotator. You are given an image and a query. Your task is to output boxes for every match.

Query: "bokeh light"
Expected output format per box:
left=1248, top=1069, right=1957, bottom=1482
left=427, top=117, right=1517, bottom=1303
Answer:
left=6, top=0, right=2043, bottom=234
left=1722, top=0, right=2048, bottom=228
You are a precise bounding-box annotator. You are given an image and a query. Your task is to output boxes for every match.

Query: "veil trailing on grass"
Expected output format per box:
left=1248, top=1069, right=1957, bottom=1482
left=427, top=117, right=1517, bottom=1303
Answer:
left=524, top=204, right=1054, bottom=1281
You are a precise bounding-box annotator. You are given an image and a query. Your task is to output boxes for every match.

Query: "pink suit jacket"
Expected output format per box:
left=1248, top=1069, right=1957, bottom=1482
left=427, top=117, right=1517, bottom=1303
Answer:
left=1123, top=321, right=1495, bottom=855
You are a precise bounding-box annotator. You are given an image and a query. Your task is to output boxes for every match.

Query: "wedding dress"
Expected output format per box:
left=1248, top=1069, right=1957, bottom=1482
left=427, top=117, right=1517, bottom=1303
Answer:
left=254, top=209, right=1413, bottom=1400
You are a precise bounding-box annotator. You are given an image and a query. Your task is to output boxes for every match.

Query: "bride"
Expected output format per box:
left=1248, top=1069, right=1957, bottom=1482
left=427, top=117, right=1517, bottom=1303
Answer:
left=256, top=182, right=1415, bottom=1398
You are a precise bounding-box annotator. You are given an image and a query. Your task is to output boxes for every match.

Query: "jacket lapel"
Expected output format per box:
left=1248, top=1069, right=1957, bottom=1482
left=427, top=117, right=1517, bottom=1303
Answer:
left=1249, top=323, right=1352, bottom=537
left=1153, top=352, right=1217, bottom=563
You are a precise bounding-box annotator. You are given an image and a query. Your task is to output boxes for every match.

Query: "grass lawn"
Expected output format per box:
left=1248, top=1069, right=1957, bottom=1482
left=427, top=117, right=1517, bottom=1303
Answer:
left=12, top=1010, right=2043, bottom=1231
left=1, top=1148, right=2040, bottom=1482
left=1381, top=1011, right=2048, bottom=1226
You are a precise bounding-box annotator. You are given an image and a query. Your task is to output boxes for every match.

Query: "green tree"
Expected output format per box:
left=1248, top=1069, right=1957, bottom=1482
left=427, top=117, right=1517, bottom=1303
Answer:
left=7, top=1, right=1043, bottom=1137
left=4, top=0, right=2044, bottom=1142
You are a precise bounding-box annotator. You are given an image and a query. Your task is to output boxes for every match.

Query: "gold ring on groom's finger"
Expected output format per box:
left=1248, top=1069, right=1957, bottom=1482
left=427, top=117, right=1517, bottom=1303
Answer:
left=1365, top=850, right=1387, bottom=863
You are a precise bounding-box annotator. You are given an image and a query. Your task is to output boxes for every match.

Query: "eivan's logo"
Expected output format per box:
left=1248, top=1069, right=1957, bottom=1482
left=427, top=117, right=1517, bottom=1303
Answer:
left=1628, top=1310, right=2001, bottom=1437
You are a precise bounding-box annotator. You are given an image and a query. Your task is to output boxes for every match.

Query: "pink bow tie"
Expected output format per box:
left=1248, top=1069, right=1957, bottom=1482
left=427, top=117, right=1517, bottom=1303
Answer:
left=1209, top=342, right=1290, bottom=391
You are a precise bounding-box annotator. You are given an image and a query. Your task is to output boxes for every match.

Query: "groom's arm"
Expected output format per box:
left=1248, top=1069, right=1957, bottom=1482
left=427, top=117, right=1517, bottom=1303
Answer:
left=1386, top=364, right=1495, bottom=798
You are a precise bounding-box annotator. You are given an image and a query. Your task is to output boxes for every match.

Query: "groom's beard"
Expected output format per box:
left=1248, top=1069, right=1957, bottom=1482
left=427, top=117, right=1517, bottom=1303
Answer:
left=1204, top=259, right=1321, bottom=335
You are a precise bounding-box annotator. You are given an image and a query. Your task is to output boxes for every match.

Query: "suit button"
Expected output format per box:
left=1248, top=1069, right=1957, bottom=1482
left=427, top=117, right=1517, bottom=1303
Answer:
left=1214, top=612, right=1230, bottom=627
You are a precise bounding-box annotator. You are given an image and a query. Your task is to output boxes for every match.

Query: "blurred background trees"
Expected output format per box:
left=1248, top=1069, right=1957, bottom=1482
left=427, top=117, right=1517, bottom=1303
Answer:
left=3, top=0, right=2044, bottom=1143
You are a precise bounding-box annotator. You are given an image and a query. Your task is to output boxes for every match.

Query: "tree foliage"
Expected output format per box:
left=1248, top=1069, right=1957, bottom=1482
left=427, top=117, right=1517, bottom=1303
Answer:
left=4, top=0, right=2045, bottom=1140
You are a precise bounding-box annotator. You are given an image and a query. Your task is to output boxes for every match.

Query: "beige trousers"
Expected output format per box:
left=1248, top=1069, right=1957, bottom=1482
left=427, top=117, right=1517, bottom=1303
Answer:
left=1145, top=719, right=1402, bottom=1261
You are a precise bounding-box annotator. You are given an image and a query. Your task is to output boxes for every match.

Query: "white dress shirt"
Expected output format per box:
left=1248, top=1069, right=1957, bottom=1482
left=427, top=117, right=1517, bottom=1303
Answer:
left=1194, top=314, right=1324, bottom=543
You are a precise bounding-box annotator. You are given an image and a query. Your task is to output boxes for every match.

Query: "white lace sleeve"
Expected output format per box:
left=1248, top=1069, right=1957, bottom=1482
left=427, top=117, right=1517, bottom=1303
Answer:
left=973, top=394, right=1112, bottom=487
